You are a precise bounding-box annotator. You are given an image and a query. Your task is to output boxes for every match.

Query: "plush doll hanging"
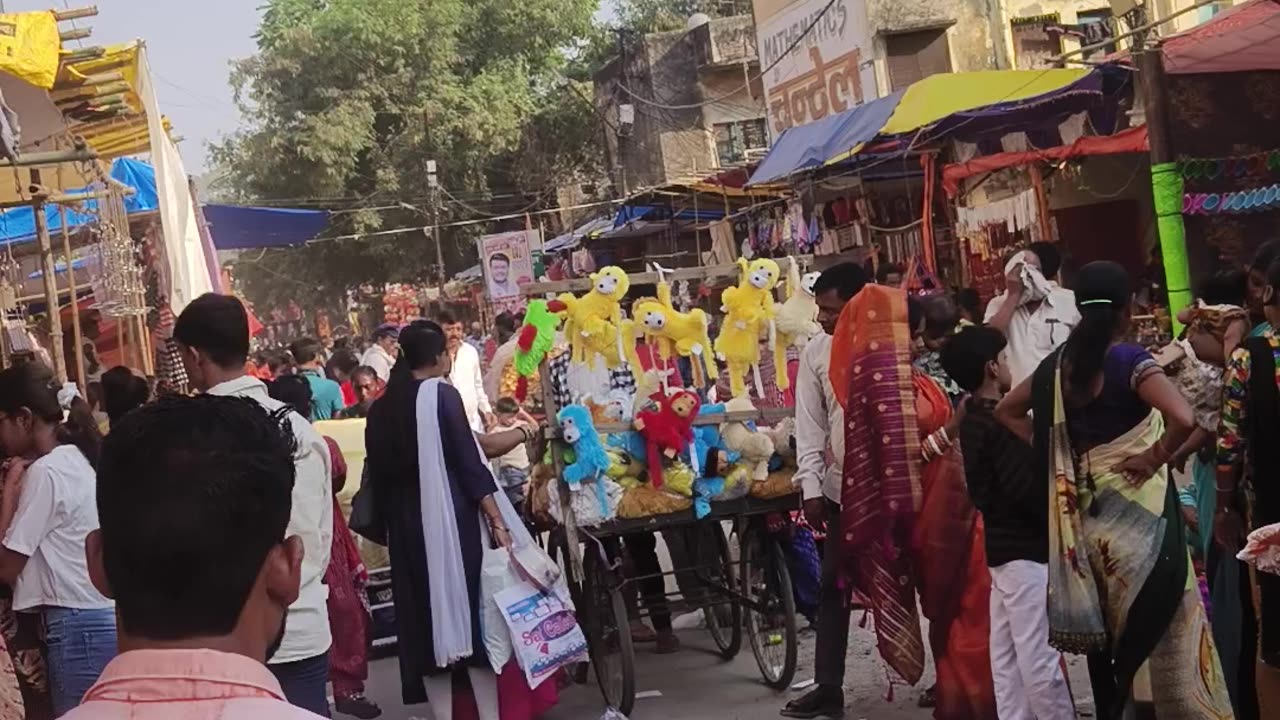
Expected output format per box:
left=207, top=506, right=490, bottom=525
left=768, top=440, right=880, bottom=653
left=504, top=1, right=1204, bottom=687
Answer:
left=634, top=267, right=717, bottom=387
left=633, top=389, right=700, bottom=489
left=714, top=257, right=781, bottom=398
left=512, top=299, right=562, bottom=402
left=548, top=266, right=631, bottom=369
left=557, top=404, right=614, bottom=519
left=768, top=260, right=819, bottom=389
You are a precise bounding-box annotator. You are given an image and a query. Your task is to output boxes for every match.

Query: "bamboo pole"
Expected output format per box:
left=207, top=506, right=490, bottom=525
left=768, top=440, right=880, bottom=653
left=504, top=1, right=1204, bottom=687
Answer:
left=53, top=6, right=99, bottom=22
left=58, top=206, right=86, bottom=389
left=30, top=172, right=67, bottom=383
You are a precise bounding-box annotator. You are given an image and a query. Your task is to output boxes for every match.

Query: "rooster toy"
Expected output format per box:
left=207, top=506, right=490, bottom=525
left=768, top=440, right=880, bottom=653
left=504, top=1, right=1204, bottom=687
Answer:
left=633, top=389, right=700, bottom=489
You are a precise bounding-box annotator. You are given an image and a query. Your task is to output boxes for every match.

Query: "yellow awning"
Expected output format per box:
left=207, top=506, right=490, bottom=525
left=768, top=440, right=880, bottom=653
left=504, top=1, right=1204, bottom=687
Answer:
left=879, top=69, right=1090, bottom=136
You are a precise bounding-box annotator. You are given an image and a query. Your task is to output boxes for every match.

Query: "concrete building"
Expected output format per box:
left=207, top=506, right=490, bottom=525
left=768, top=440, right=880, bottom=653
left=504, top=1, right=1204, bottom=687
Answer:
left=594, top=15, right=769, bottom=192
left=752, top=0, right=1233, bottom=137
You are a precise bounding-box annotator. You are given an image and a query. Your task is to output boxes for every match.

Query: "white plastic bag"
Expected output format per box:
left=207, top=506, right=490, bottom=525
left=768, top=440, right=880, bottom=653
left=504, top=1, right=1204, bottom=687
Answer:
left=495, top=579, right=589, bottom=689
left=480, top=547, right=519, bottom=672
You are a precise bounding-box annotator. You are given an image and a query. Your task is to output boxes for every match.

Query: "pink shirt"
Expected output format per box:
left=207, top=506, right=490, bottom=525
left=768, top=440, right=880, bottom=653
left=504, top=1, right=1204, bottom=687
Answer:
left=61, top=648, right=327, bottom=719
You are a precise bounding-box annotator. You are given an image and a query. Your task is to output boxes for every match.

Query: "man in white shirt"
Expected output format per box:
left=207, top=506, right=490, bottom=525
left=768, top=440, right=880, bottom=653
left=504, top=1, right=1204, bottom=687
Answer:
left=438, top=311, right=493, bottom=431
left=359, top=324, right=400, bottom=382
left=173, top=293, right=333, bottom=717
left=783, top=263, right=869, bottom=720
left=984, top=242, right=1079, bottom=386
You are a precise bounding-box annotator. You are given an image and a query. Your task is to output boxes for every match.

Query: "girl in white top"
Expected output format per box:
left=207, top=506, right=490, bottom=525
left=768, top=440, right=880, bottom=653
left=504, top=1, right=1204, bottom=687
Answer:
left=0, top=363, right=116, bottom=716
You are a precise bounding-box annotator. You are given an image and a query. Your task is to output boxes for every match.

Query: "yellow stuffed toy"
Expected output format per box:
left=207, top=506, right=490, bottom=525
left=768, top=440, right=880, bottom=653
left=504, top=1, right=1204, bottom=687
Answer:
left=550, top=266, right=631, bottom=368
left=634, top=280, right=717, bottom=386
left=714, top=258, right=781, bottom=398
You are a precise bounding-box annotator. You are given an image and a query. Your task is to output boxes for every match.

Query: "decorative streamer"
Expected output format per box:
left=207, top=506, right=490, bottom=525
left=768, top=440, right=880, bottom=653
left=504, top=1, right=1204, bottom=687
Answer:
left=1183, top=184, right=1280, bottom=215
left=1152, top=162, right=1190, bottom=335
left=1178, top=149, right=1280, bottom=181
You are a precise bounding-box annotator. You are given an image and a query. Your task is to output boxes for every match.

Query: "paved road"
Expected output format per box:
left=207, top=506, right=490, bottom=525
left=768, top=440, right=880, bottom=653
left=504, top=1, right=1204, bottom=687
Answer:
left=356, top=619, right=1096, bottom=720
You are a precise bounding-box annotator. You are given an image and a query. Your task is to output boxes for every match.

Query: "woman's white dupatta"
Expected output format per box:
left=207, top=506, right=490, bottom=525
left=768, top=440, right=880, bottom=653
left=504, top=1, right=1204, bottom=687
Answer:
left=416, top=378, right=473, bottom=667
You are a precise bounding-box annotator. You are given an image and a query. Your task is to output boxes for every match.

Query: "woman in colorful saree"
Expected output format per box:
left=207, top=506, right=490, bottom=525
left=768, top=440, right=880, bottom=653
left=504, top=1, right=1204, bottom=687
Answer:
left=828, top=284, right=996, bottom=720
left=995, top=260, right=1234, bottom=719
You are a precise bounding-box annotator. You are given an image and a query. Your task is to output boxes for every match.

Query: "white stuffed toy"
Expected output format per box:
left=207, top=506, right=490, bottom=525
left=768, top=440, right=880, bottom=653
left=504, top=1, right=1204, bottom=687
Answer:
left=720, top=395, right=775, bottom=481
left=776, top=262, right=823, bottom=351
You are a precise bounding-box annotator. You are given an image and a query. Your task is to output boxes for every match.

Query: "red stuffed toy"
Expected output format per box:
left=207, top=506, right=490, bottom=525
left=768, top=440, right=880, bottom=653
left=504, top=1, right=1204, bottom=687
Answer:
left=633, top=390, right=700, bottom=489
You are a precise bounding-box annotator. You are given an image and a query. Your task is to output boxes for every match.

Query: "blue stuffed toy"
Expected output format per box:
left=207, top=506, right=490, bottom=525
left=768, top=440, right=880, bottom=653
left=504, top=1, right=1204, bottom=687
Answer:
left=557, top=404, right=613, bottom=517
left=683, top=404, right=740, bottom=478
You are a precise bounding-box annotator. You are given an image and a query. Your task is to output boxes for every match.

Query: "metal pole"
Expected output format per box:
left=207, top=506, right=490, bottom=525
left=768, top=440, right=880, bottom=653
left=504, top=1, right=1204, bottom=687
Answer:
left=427, top=160, right=446, bottom=294
left=31, top=170, right=67, bottom=382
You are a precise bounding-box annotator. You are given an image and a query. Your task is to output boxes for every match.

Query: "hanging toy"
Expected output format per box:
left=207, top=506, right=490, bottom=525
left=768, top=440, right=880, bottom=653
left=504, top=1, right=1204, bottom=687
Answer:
left=557, top=404, right=614, bottom=519
left=512, top=299, right=563, bottom=402
left=634, top=264, right=717, bottom=387
left=547, top=266, right=631, bottom=369
left=713, top=258, right=781, bottom=398
left=768, top=260, right=819, bottom=389
left=633, top=389, right=700, bottom=489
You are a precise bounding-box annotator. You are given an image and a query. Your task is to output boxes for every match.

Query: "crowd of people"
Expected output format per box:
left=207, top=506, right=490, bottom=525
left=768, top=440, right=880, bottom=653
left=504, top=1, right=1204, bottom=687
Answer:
left=0, top=237, right=1279, bottom=720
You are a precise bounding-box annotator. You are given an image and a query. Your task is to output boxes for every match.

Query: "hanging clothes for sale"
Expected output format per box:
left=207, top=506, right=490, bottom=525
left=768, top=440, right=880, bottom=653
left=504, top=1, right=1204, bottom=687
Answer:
left=707, top=220, right=737, bottom=265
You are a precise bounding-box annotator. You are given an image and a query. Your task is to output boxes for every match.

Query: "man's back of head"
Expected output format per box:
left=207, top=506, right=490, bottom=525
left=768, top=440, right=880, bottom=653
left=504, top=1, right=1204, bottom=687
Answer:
left=88, top=394, right=302, bottom=660
left=173, top=294, right=251, bottom=391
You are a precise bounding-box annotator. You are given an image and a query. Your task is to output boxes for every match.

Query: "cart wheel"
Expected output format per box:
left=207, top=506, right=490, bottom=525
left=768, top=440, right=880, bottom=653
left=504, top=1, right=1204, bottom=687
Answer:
left=704, top=523, right=743, bottom=660
left=740, top=524, right=798, bottom=690
left=582, top=544, right=636, bottom=716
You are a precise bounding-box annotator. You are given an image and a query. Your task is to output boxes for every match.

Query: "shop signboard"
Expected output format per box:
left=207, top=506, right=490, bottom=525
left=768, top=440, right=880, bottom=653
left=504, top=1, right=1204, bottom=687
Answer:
left=753, top=0, right=878, bottom=137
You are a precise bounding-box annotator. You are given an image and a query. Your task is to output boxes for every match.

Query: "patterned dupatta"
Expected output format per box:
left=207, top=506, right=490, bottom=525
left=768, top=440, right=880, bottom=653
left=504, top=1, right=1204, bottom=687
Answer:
left=829, top=284, right=927, bottom=684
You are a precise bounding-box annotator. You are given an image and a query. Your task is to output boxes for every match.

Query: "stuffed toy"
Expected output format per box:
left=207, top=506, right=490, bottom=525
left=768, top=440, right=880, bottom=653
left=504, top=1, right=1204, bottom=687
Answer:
left=604, top=447, right=645, bottom=490
left=714, top=257, right=781, bottom=398
left=633, top=389, right=700, bottom=489
left=763, top=416, right=797, bottom=466
left=720, top=395, right=775, bottom=481
left=557, top=404, right=614, bottom=517
left=548, top=475, right=623, bottom=527
left=548, top=266, right=631, bottom=369
left=513, top=299, right=562, bottom=402
left=776, top=262, right=822, bottom=352
left=634, top=280, right=717, bottom=385
left=683, top=403, right=739, bottom=477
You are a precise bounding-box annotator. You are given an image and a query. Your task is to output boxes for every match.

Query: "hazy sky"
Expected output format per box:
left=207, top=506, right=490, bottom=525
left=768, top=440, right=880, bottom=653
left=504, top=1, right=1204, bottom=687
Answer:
left=6, top=0, right=264, bottom=173
left=4, top=0, right=617, bottom=175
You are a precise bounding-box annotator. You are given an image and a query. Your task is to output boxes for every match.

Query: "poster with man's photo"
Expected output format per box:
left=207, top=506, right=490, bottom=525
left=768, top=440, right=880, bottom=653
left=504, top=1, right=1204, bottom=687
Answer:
left=479, top=230, right=538, bottom=303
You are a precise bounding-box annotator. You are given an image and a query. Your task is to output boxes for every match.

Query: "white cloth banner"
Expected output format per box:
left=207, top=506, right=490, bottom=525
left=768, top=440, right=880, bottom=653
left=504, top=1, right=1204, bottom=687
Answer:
left=138, top=46, right=213, bottom=314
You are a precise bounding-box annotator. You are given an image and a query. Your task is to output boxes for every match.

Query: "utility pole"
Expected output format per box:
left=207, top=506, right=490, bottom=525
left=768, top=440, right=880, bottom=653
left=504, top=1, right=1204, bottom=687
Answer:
left=30, top=168, right=67, bottom=383
left=1132, top=9, right=1191, bottom=332
left=426, top=159, right=446, bottom=295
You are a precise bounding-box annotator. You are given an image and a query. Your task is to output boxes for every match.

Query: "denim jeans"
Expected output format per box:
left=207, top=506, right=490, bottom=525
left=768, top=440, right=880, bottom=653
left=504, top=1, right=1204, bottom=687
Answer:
left=42, top=606, right=117, bottom=717
left=270, top=652, right=331, bottom=717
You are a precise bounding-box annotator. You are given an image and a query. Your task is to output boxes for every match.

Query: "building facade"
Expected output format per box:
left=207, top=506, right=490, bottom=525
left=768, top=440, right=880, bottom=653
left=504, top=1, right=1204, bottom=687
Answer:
left=594, top=15, right=769, bottom=192
left=752, top=0, right=1233, bottom=136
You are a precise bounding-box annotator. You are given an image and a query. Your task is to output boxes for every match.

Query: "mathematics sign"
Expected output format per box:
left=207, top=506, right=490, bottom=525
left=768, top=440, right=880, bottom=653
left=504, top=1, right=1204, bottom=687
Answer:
left=753, top=0, right=877, bottom=137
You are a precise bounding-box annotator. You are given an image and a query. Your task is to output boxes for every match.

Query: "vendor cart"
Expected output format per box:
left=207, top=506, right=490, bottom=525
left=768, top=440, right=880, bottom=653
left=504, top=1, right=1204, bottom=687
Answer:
left=524, top=261, right=808, bottom=716
left=546, top=454, right=802, bottom=716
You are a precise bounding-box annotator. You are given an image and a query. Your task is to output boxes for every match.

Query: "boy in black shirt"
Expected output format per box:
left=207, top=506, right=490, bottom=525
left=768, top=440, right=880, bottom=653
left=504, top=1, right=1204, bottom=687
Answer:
left=941, top=326, right=1074, bottom=720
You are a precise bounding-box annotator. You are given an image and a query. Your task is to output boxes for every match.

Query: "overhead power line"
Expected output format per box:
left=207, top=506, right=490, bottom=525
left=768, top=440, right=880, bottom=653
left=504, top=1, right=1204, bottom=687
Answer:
left=612, top=0, right=840, bottom=111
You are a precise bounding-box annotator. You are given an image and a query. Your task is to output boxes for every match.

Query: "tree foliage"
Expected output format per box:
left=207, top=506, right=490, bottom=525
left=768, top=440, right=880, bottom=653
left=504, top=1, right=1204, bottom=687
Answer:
left=213, top=0, right=601, bottom=308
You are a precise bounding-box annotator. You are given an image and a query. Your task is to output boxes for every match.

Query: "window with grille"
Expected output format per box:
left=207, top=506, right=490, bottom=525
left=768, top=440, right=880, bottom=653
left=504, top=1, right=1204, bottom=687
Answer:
left=714, top=118, right=769, bottom=166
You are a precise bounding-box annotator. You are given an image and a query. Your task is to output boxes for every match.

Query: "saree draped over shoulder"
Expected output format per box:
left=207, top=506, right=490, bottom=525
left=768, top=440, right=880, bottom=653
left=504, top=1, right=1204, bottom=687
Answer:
left=831, top=285, right=995, bottom=719
left=1035, top=350, right=1234, bottom=720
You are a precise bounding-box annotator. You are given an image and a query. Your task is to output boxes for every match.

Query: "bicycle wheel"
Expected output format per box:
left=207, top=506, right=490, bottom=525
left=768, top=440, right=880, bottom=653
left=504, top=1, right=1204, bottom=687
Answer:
left=582, top=544, right=636, bottom=716
left=704, top=523, right=743, bottom=659
left=740, top=525, right=798, bottom=689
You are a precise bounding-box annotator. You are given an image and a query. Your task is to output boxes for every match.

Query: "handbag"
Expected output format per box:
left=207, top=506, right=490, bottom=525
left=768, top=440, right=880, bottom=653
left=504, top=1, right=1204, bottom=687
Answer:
left=348, top=465, right=386, bottom=546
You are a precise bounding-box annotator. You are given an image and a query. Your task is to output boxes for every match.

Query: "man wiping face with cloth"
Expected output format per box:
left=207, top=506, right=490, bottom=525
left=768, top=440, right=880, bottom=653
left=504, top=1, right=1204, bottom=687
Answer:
left=984, top=242, right=1080, bottom=385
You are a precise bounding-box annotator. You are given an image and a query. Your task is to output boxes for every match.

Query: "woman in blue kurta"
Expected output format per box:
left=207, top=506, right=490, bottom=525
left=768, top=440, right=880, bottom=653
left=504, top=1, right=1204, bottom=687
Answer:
left=365, top=320, right=513, bottom=719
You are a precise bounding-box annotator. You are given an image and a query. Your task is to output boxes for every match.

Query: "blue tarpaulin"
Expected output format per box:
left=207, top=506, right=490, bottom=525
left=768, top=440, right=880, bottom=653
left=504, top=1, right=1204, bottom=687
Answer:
left=748, top=91, right=905, bottom=186
left=612, top=204, right=724, bottom=228
left=0, top=158, right=159, bottom=244
left=202, top=205, right=329, bottom=250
